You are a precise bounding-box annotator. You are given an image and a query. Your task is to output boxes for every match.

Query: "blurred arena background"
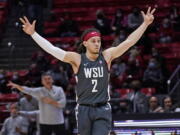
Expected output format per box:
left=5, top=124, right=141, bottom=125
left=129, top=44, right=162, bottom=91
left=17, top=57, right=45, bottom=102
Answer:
left=0, top=0, right=180, bottom=135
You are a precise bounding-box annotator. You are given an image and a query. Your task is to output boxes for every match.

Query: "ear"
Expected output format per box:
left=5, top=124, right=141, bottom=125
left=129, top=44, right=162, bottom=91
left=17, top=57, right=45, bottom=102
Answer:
left=83, top=41, right=87, bottom=47
left=41, top=79, right=43, bottom=85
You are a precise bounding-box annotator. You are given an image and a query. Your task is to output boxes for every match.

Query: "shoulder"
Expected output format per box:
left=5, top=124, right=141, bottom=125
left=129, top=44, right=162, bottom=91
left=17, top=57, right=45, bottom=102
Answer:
left=64, top=51, right=81, bottom=64
left=17, top=116, right=24, bottom=121
left=17, top=116, right=29, bottom=125
left=102, top=48, right=116, bottom=64
left=64, top=52, right=81, bottom=73
left=4, top=117, right=11, bottom=124
left=36, top=87, right=44, bottom=91
left=53, top=86, right=64, bottom=92
left=19, top=97, right=26, bottom=102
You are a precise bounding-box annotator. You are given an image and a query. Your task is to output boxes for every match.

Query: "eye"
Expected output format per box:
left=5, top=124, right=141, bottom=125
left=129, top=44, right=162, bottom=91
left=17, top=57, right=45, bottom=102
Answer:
left=91, top=40, right=96, bottom=43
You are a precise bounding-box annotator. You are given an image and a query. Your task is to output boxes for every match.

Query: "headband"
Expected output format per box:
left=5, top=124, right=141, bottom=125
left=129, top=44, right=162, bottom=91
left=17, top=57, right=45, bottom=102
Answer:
left=83, top=31, right=101, bottom=41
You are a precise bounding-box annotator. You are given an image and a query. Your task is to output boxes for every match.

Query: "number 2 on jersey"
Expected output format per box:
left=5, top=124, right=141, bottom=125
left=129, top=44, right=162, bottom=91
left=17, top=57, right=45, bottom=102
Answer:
left=92, top=79, right=98, bottom=92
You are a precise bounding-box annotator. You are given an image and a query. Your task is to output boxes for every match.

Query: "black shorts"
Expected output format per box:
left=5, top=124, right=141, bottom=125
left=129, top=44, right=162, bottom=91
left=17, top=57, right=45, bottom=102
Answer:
left=40, top=123, right=66, bottom=135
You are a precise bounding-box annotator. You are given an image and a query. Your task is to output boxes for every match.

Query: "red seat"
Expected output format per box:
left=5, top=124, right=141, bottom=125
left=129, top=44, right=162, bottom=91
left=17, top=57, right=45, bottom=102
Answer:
left=17, top=70, right=29, bottom=77
left=5, top=71, right=13, bottom=79
left=0, top=105, right=6, bottom=111
left=0, top=2, right=7, bottom=8
left=141, top=88, right=156, bottom=96
left=0, top=93, right=19, bottom=102
left=44, top=28, right=58, bottom=35
left=44, top=21, right=60, bottom=28
left=115, top=88, right=133, bottom=98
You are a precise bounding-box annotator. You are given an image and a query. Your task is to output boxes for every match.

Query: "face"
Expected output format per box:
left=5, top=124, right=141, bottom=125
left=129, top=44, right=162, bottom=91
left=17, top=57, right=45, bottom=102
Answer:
left=10, top=104, right=18, bottom=117
left=149, top=97, right=158, bottom=109
left=41, top=75, right=53, bottom=87
left=25, top=94, right=32, bottom=101
left=83, top=36, right=101, bottom=54
left=164, top=97, right=172, bottom=109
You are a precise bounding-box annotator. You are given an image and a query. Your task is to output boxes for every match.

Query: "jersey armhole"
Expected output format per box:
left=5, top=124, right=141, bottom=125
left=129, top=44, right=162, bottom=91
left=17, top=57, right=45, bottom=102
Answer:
left=101, top=53, right=110, bottom=73
left=74, top=54, right=83, bottom=75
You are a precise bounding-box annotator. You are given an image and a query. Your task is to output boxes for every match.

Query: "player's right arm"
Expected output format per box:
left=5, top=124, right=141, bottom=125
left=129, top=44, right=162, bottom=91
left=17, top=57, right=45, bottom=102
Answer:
left=19, top=17, right=80, bottom=73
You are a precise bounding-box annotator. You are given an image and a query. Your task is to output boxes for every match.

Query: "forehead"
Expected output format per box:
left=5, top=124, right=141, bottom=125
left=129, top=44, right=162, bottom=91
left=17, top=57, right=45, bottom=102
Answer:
left=150, top=97, right=157, bottom=101
left=42, top=75, right=52, bottom=79
left=164, top=98, right=171, bottom=102
left=10, top=104, right=18, bottom=109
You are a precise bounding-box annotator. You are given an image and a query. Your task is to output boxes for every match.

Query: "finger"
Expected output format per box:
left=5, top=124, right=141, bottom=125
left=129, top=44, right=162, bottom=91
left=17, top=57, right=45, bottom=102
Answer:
left=141, top=11, right=145, bottom=18
left=147, top=7, right=151, bottom=14
left=8, top=81, right=12, bottom=84
left=23, top=16, right=30, bottom=24
left=7, top=81, right=12, bottom=86
left=32, top=20, right=36, bottom=27
left=22, top=25, right=25, bottom=28
left=7, top=83, right=11, bottom=87
left=151, top=8, right=156, bottom=14
left=19, top=18, right=26, bottom=24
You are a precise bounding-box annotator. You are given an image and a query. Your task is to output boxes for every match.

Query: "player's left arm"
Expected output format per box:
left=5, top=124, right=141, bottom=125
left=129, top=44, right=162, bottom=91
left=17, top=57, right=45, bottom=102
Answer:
left=103, top=7, right=156, bottom=62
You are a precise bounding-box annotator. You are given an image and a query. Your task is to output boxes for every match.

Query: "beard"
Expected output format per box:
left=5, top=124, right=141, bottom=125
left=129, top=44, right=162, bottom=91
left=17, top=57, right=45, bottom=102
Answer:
left=11, top=112, right=18, bottom=118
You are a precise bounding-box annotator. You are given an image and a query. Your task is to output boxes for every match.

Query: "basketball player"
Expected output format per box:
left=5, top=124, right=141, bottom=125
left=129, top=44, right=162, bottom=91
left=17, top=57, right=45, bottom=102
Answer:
left=19, top=7, right=156, bottom=135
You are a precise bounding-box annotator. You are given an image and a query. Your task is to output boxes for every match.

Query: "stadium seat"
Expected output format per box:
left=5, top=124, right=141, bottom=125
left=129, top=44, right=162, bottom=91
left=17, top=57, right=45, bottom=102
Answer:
left=141, top=88, right=156, bottom=96
left=115, top=88, right=133, bottom=98
left=0, top=93, right=19, bottom=102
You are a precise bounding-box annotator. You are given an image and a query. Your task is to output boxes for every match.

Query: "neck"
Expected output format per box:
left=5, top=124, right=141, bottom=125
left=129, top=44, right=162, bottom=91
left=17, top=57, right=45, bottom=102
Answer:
left=151, top=106, right=156, bottom=110
left=11, top=114, right=17, bottom=118
left=86, top=51, right=99, bottom=61
left=27, top=98, right=31, bottom=102
left=45, top=85, right=52, bottom=90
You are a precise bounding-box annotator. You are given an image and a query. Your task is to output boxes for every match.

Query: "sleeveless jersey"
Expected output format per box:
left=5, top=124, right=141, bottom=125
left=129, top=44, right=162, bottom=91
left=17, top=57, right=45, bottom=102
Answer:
left=75, top=53, right=110, bottom=104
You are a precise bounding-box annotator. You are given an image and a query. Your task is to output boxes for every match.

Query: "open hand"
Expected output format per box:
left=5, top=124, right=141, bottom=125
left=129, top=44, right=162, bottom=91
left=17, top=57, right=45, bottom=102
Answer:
left=41, top=97, right=52, bottom=104
left=41, top=97, right=60, bottom=107
left=15, top=127, right=21, bottom=133
left=141, top=7, right=156, bottom=25
left=19, top=16, right=36, bottom=35
left=7, top=81, right=18, bottom=89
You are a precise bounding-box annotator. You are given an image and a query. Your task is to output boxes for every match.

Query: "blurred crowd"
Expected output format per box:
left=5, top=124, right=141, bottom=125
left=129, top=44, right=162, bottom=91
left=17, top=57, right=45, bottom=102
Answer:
left=0, top=3, right=180, bottom=113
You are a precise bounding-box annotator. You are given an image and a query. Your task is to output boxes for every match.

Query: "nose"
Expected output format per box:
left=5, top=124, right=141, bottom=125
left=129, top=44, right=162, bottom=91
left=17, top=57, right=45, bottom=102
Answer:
left=95, top=41, right=100, bottom=47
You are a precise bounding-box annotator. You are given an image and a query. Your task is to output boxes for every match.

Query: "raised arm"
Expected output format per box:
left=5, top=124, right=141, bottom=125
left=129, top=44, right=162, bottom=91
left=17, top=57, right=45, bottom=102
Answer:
left=19, top=17, right=80, bottom=72
left=103, top=7, right=156, bottom=61
left=7, top=81, right=41, bottom=98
